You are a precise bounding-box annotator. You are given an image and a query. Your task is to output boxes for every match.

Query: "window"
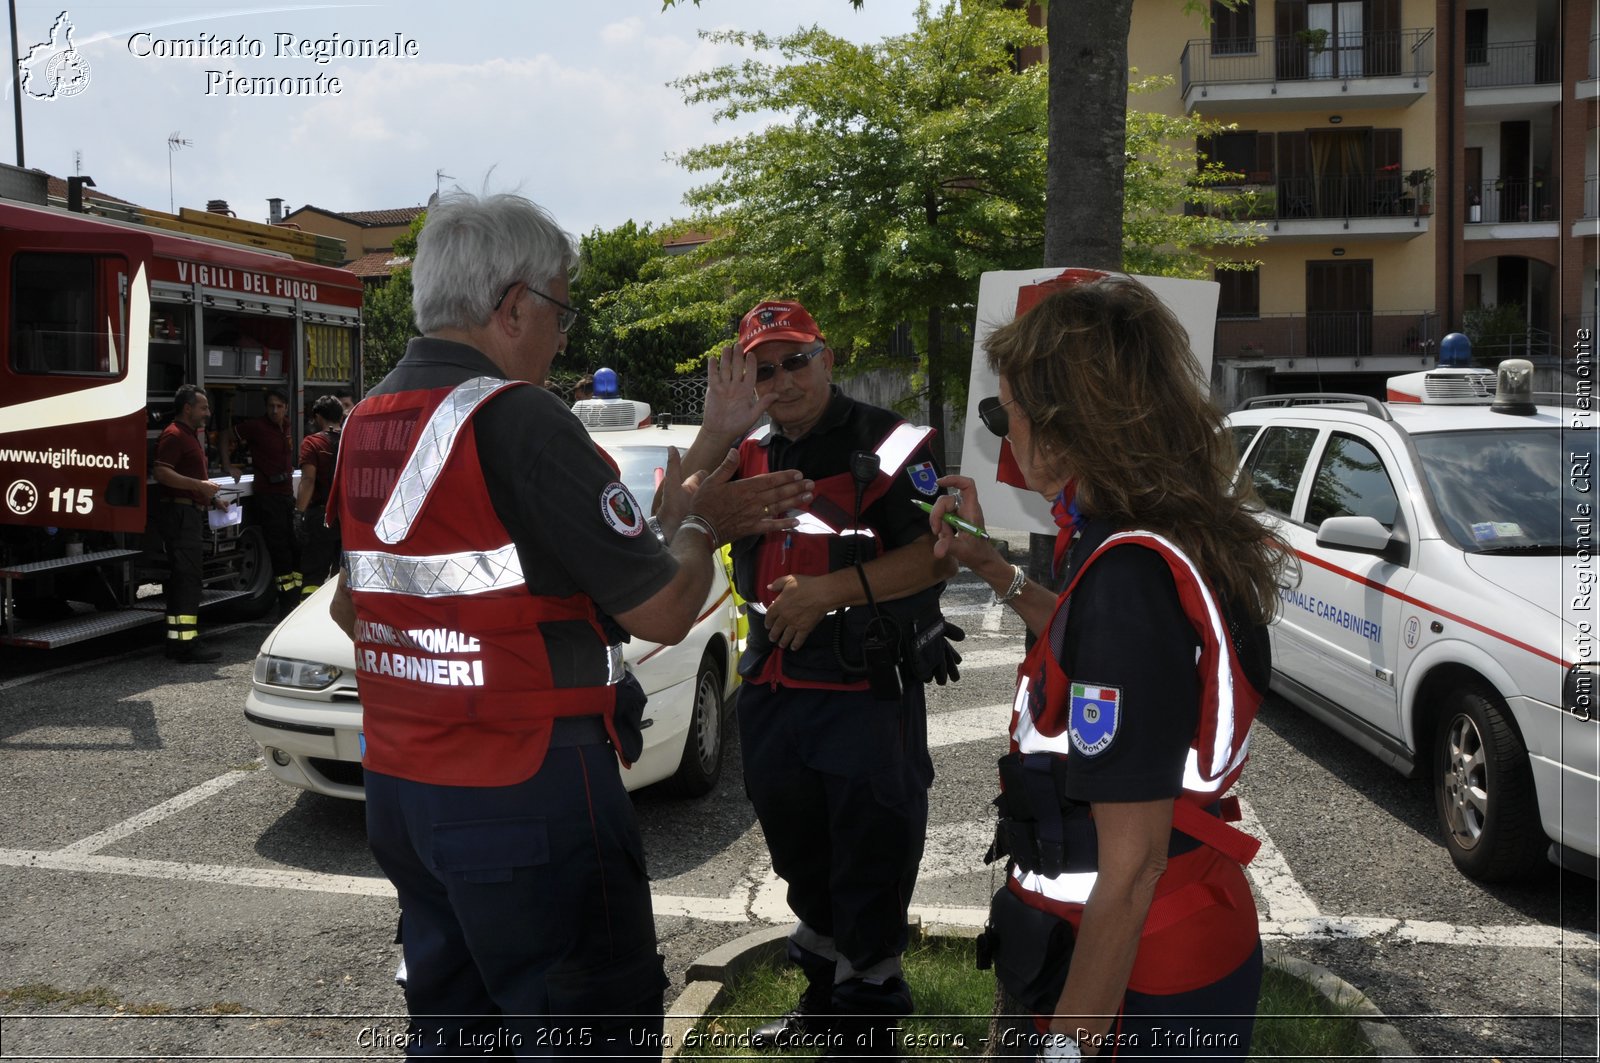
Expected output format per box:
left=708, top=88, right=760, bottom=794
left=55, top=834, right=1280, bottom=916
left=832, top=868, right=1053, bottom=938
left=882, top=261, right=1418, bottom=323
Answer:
left=10, top=252, right=123, bottom=376
left=1211, top=0, right=1256, bottom=55
left=1465, top=9, right=1488, bottom=65
left=1217, top=266, right=1260, bottom=319
left=1245, top=425, right=1318, bottom=517
left=1305, top=433, right=1400, bottom=529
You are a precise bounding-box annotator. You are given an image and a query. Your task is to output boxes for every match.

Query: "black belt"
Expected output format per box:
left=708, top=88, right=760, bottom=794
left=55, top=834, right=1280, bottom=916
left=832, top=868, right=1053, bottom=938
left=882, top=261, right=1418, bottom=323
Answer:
left=549, top=715, right=609, bottom=748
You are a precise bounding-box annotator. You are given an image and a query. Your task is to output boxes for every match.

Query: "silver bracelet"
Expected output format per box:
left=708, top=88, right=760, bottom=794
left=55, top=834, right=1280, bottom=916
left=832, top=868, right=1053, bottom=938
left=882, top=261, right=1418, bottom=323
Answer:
left=993, top=564, right=1026, bottom=605
left=677, top=513, right=719, bottom=549
left=646, top=515, right=667, bottom=543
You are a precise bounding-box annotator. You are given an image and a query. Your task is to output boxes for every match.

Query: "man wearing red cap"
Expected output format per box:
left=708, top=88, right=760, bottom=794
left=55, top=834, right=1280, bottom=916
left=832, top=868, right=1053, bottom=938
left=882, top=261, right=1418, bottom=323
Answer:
left=677, top=300, right=963, bottom=1055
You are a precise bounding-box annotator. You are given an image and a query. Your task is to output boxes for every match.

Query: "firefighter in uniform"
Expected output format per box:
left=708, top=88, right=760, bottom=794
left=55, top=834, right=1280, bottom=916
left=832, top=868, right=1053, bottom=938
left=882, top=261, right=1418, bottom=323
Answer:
left=222, top=388, right=299, bottom=616
left=676, top=300, right=962, bottom=1055
left=292, top=394, right=344, bottom=599
left=151, top=384, right=232, bottom=662
left=929, top=277, right=1288, bottom=1060
left=327, top=191, right=809, bottom=1059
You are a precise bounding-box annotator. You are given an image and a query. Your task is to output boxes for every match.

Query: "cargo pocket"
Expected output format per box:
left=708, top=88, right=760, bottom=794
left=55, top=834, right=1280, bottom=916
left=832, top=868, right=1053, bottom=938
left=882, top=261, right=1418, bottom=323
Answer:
left=429, top=817, right=549, bottom=884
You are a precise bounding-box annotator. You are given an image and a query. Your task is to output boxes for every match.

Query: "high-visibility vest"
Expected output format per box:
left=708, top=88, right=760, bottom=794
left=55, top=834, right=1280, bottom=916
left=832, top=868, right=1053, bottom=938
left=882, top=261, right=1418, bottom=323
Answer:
left=329, top=376, right=623, bottom=787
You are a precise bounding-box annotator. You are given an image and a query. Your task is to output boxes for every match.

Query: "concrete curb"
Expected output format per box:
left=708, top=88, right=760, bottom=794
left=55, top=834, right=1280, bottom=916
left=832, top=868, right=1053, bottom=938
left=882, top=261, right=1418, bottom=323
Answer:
left=666, top=926, right=1416, bottom=1060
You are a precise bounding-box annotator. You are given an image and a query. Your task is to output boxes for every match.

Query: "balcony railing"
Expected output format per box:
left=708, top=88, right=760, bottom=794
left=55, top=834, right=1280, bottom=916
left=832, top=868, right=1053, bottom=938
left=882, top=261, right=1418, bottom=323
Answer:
left=1585, top=176, right=1599, bottom=221
left=1218, top=311, right=1439, bottom=361
left=1466, top=178, right=1560, bottom=224
left=1180, top=29, right=1435, bottom=93
left=1189, top=171, right=1433, bottom=223
left=1464, top=39, right=1561, bottom=88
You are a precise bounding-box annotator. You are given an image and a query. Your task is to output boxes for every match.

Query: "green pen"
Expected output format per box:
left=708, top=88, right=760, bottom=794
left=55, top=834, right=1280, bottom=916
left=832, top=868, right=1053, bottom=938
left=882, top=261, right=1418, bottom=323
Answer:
left=912, top=498, right=991, bottom=540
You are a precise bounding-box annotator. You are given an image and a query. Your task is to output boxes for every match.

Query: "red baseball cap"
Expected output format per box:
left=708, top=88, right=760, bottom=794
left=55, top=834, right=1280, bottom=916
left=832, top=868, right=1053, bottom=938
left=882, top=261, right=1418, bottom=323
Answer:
left=737, top=300, right=824, bottom=354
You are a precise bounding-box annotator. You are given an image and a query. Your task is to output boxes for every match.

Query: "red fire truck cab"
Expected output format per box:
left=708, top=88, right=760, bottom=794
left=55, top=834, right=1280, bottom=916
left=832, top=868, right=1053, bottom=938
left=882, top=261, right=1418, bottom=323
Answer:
left=0, top=200, right=364, bottom=648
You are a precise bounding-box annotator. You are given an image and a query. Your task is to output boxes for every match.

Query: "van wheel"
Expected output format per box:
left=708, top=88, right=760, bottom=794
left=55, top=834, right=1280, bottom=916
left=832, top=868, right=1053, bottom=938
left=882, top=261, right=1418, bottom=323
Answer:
left=665, top=650, right=725, bottom=798
left=1432, top=684, right=1548, bottom=881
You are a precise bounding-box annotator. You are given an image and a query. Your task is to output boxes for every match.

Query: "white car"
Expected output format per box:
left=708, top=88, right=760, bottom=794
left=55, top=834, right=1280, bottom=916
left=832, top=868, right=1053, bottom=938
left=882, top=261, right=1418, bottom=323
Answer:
left=1227, top=361, right=1599, bottom=881
left=244, top=416, right=740, bottom=799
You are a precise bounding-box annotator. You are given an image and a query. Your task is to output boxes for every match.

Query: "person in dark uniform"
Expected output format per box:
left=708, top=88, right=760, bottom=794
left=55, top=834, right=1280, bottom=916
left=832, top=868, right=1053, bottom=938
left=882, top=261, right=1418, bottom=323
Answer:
left=928, top=276, right=1289, bottom=1060
left=292, top=394, right=344, bottom=600
left=676, top=300, right=962, bottom=1055
left=151, top=384, right=233, bottom=662
left=222, top=388, right=298, bottom=616
left=326, top=190, right=810, bottom=1060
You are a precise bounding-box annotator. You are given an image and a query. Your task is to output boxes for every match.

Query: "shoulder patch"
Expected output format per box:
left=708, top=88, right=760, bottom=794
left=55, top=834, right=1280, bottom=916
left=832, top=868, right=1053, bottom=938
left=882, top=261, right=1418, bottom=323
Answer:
left=906, top=460, right=939, bottom=496
left=1068, top=682, right=1121, bottom=757
left=600, top=482, right=645, bottom=538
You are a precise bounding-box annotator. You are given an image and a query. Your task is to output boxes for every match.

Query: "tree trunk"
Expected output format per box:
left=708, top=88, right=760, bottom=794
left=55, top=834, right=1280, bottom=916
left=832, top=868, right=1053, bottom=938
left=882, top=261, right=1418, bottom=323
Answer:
left=1043, top=0, right=1133, bottom=270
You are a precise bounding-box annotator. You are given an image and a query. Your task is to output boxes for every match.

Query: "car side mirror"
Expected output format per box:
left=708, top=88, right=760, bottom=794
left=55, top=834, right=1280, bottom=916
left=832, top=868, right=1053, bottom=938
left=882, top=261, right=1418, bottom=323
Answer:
left=1316, top=515, right=1395, bottom=556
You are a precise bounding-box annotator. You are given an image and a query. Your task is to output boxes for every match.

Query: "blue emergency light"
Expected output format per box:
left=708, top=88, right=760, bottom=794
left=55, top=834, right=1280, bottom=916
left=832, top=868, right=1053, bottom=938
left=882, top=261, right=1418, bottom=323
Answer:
left=1438, top=332, right=1472, bottom=367
left=593, top=367, right=620, bottom=398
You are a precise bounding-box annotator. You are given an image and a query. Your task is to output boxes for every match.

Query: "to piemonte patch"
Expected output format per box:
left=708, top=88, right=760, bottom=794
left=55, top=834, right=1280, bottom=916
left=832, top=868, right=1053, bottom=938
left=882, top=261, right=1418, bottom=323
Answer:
left=906, top=460, right=939, bottom=495
left=1068, top=682, right=1121, bottom=757
left=600, top=482, right=644, bottom=537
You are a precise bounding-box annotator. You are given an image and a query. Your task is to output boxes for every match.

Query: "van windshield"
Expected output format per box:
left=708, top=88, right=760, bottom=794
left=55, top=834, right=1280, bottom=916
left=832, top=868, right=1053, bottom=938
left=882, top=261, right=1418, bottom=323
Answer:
left=1411, top=428, right=1580, bottom=554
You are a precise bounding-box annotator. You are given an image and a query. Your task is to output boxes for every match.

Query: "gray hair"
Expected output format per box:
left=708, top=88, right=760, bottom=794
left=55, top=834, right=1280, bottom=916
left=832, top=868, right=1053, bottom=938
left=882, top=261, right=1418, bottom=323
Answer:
left=411, top=191, right=579, bottom=333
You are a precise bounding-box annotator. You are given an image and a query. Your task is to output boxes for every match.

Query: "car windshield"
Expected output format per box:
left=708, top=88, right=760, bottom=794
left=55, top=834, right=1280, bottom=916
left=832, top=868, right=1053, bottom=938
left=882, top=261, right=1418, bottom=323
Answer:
left=604, top=445, right=670, bottom=507
left=1411, top=428, right=1574, bottom=554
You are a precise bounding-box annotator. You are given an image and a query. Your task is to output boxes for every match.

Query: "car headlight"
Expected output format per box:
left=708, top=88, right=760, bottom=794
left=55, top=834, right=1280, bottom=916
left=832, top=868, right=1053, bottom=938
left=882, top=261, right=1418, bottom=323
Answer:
left=254, top=654, right=343, bottom=691
left=1564, top=663, right=1598, bottom=721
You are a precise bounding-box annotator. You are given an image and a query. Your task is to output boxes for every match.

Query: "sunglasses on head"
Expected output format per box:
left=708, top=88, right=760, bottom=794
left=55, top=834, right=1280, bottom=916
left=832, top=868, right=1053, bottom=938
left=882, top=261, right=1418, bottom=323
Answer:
left=978, top=395, right=1019, bottom=438
left=753, top=343, right=826, bottom=383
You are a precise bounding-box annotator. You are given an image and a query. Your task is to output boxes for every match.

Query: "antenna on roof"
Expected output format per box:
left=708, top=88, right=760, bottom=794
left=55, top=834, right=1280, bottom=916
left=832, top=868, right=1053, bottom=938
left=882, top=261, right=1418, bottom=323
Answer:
left=73, top=150, right=82, bottom=176
left=435, top=169, right=454, bottom=195
left=167, top=131, right=193, bottom=213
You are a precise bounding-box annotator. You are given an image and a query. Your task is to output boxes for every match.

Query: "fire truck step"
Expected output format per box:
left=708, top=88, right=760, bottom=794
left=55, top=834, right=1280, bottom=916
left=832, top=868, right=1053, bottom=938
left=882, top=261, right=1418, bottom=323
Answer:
left=128, top=587, right=257, bottom=613
left=0, top=608, right=163, bottom=649
left=0, top=548, right=145, bottom=580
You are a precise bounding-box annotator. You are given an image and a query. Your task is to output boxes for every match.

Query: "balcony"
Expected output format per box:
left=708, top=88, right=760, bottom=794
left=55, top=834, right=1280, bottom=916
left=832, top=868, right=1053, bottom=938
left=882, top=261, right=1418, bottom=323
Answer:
left=1580, top=35, right=1599, bottom=99
left=1579, top=177, right=1600, bottom=239
left=1180, top=29, right=1435, bottom=114
left=1189, top=171, right=1431, bottom=239
left=1465, top=40, right=1560, bottom=88
left=1219, top=311, right=1440, bottom=362
left=1463, top=177, right=1562, bottom=240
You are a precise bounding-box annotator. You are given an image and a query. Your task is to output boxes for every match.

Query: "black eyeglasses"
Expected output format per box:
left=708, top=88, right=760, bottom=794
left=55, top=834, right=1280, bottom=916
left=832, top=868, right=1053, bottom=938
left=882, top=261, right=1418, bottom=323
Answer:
left=494, top=280, right=579, bottom=333
left=754, top=343, right=826, bottom=383
left=978, top=395, right=1020, bottom=438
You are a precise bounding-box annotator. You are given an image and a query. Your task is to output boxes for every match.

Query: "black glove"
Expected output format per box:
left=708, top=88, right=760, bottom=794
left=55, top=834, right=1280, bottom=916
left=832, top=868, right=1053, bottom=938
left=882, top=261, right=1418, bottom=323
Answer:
left=931, top=621, right=964, bottom=686
left=292, top=509, right=308, bottom=547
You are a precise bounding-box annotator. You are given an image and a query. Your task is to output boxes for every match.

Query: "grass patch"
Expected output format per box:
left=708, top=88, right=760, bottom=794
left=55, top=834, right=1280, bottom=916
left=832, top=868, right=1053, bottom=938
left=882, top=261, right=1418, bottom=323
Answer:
left=682, top=939, right=1373, bottom=1059
left=0, top=984, right=121, bottom=1009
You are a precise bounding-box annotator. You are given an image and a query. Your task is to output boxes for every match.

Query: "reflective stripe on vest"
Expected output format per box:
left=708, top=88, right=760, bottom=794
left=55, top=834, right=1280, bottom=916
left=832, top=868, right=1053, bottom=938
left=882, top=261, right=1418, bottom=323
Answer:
left=1012, top=865, right=1098, bottom=905
left=375, top=376, right=518, bottom=545
left=1011, top=532, right=1243, bottom=793
left=344, top=543, right=524, bottom=597
left=875, top=422, right=935, bottom=479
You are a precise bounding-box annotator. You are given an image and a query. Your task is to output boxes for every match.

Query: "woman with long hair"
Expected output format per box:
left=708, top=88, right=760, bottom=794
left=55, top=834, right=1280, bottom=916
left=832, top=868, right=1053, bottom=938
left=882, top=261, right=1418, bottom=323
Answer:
left=930, top=276, right=1288, bottom=1059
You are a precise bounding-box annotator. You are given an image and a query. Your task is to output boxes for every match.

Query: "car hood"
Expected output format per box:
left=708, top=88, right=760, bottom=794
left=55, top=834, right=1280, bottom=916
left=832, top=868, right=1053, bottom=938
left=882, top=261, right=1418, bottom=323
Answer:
left=1460, top=553, right=1572, bottom=624
left=261, top=583, right=663, bottom=671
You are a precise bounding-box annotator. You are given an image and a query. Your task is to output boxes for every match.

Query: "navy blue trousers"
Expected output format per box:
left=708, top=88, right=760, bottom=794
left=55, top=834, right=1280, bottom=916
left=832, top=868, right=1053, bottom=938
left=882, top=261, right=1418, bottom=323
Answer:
left=738, top=682, right=932, bottom=1017
left=366, top=742, right=665, bottom=1059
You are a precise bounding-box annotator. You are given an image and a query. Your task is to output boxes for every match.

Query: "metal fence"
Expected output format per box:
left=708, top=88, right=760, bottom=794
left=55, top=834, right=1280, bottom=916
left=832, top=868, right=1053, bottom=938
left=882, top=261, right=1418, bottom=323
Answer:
left=1586, top=176, right=1599, bottom=221
left=1464, top=39, right=1561, bottom=88
left=1189, top=171, right=1433, bottom=222
left=1181, top=29, right=1434, bottom=93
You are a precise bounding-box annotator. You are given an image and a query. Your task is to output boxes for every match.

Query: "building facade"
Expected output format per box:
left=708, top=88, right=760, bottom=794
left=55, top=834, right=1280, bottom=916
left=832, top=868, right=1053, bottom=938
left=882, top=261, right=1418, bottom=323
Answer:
left=1130, top=0, right=1597, bottom=404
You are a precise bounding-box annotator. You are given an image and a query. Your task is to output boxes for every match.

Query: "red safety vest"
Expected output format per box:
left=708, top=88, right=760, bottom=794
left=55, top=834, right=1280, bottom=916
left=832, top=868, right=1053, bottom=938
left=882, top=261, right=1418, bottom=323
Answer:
left=1006, top=531, right=1264, bottom=996
left=329, top=376, right=622, bottom=787
left=736, top=420, right=935, bottom=689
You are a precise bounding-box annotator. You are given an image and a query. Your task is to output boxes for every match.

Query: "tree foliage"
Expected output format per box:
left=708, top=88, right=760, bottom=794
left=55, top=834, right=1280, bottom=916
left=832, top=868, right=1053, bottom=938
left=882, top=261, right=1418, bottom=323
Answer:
left=359, top=214, right=424, bottom=385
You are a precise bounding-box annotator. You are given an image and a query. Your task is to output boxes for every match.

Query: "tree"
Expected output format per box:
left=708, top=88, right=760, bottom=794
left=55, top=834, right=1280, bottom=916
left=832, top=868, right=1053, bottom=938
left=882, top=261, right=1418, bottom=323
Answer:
left=638, top=1, right=1052, bottom=461
left=360, top=214, right=424, bottom=384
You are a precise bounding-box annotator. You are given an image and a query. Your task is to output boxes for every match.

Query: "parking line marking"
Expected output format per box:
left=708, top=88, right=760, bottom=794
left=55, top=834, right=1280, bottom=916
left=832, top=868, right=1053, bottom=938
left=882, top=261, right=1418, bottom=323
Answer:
left=945, top=648, right=1021, bottom=673
left=1235, top=796, right=1321, bottom=924
left=0, top=848, right=395, bottom=896
left=927, top=701, right=1012, bottom=750
left=56, top=769, right=258, bottom=856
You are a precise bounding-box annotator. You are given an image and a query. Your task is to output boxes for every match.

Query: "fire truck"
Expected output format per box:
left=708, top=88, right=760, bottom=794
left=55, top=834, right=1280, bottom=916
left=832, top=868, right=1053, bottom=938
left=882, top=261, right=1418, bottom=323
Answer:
left=0, top=198, right=364, bottom=648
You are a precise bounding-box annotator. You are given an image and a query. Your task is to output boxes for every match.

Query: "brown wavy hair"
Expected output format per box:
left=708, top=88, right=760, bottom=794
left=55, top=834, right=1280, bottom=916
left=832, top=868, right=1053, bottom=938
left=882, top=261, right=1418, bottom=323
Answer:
left=984, top=276, right=1287, bottom=623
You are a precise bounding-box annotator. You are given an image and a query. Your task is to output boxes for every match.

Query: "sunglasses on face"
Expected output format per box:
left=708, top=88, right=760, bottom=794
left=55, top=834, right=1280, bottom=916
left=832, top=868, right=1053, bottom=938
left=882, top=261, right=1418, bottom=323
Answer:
left=753, top=343, right=826, bottom=383
left=978, top=395, right=1019, bottom=438
left=493, top=281, right=580, bottom=333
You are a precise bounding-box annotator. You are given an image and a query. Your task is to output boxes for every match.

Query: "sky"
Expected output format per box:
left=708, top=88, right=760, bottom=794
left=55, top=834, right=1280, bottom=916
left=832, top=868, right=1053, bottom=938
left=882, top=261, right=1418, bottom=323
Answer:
left=8, top=0, right=921, bottom=234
